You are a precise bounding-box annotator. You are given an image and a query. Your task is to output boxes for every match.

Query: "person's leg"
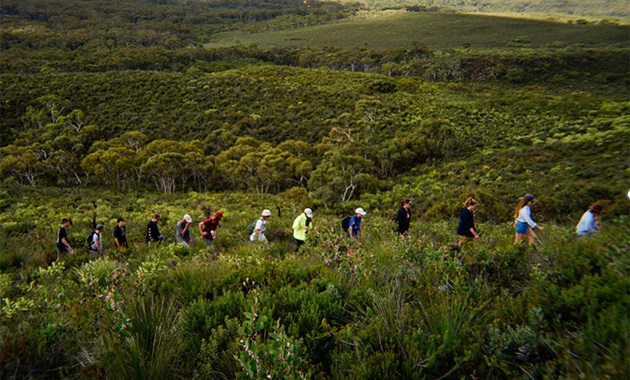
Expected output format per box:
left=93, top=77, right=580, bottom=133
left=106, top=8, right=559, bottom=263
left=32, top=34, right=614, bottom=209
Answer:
left=527, top=229, right=537, bottom=244
left=295, top=239, right=304, bottom=251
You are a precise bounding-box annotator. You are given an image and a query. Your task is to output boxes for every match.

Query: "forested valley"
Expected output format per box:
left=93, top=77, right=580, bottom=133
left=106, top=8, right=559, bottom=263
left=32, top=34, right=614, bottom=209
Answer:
left=1, top=0, right=628, bottom=379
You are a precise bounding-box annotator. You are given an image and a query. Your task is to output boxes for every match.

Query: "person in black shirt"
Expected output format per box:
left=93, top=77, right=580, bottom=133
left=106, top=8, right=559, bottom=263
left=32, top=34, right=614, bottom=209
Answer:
left=396, top=198, right=411, bottom=235
left=114, top=218, right=128, bottom=250
left=457, top=198, right=480, bottom=246
left=56, top=218, right=73, bottom=261
left=146, top=213, right=163, bottom=247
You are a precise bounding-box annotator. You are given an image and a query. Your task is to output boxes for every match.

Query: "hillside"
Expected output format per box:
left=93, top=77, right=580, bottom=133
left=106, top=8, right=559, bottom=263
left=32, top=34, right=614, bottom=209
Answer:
left=328, top=0, right=630, bottom=21
left=0, top=1, right=629, bottom=378
left=207, top=9, right=629, bottom=50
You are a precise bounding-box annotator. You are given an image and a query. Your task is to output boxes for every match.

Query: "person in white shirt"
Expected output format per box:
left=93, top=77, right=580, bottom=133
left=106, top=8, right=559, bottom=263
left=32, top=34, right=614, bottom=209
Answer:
left=514, top=193, right=545, bottom=244
left=250, top=209, right=271, bottom=242
left=576, top=203, right=604, bottom=237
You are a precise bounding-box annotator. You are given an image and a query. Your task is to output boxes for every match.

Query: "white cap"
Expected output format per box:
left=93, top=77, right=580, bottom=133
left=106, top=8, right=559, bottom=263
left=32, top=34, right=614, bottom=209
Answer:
left=304, top=208, right=313, bottom=218
left=262, top=209, right=272, bottom=217
left=183, top=214, right=192, bottom=223
left=355, top=208, right=367, bottom=216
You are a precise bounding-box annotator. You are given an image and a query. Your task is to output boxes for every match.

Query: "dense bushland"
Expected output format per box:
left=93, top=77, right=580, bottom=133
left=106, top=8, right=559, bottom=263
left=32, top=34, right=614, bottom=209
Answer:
left=1, top=1, right=628, bottom=378
left=0, top=189, right=628, bottom=379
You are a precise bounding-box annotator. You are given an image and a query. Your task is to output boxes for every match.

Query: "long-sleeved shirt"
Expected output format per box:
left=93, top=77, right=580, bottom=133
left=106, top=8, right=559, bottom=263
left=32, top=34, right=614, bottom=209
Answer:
left=576, top=210, right=598, bottom=236
left=292, top=213, right=311, bottom=241
left=515, top=205, right=537, bottom=228
left=146, top=220, right=160, bottom=242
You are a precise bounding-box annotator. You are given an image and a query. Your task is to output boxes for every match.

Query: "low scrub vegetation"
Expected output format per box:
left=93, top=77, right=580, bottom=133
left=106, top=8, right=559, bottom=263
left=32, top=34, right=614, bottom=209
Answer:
left=0, top=190, right=628, bottom=379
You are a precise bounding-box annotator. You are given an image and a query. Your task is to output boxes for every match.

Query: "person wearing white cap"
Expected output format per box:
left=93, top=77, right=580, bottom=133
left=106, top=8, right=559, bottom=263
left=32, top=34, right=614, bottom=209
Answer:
left=176, top=214, right=194, bottom=248
left=292, top=208, right=314, bottom=251
left=250, top=209, right=271, bottom=242
left=349, top=207, right=366, bottom=238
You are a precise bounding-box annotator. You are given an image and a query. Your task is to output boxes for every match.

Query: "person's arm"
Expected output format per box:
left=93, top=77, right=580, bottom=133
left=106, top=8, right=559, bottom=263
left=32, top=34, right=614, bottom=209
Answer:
left=62, top=237, right=72, bottom=251
left=520, top=206, right=538, bottom=229
left=469, top=227, right=480, bottom=239
left=199, top=221, right=205, bottom=235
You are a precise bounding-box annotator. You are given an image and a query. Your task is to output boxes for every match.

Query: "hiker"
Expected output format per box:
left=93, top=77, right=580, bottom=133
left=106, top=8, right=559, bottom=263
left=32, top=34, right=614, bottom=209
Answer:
left=576, top=202, right=604, bottom=237
left=90, top=224, right=105, bottom=254
left=146, top=213, right=164, bottom=247
left=114, top=218, right=127, bottom=250
left=176, top=214, right=194, bottom=248
left=199, top=211, right=223, bottom=246
left=457, top=197, right=480, bottom=245
left=293, top=208, right=313, bottom=251
left=514, top=193, right=545, bottom=244
left=349, top=208, right=367, bottom=238
left=56, top=218, right=74, bottom=261
left=250, top=209, right=271, bottom=243
left=396, top=198, right=411, bottom=235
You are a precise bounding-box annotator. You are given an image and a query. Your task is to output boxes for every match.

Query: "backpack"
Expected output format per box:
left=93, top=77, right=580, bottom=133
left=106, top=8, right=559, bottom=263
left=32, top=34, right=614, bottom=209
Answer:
left=86, top=232, right=96, bottom=246
left=246, top=219, right=258, bottom=235
left=341, top=216, right=351, bottom=233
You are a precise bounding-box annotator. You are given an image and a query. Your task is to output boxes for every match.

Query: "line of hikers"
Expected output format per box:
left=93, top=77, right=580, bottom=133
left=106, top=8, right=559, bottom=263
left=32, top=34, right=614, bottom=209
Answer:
left=55, top=194, right=604, bottom=261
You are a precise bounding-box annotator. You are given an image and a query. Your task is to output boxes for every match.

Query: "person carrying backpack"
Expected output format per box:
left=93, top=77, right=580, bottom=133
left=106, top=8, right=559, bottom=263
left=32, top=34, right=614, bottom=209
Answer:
left=199, top=211, right=223, bottom=246
left=348, top=208, right=367, bottom=238
left=89, top=224, right=105, bottom=254
left=250, top=209, right=271, bottom=243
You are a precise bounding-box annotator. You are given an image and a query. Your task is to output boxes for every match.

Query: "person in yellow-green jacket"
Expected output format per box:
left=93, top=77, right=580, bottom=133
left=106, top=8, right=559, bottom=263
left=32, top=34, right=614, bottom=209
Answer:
left=293, top=208, right=313, bottom=251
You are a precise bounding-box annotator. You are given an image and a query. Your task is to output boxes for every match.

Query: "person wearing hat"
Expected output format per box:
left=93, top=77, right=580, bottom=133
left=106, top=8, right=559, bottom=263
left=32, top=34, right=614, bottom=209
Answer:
left=514, top=194, right=545, bottom=244
left=176, top=214, right=194, bottom=248
left=250, top=209, right=271, bottom=243
left=292, top=208, right=314, bottom=251
left=90, top=224, right=105, bottom=254
left=576, top=203, right=604, bottom=237
left=114, top=218, right=127, bottom=250
left=349, top=208, right=367, bottom=238
left=199, top=211, right=223, bottom=246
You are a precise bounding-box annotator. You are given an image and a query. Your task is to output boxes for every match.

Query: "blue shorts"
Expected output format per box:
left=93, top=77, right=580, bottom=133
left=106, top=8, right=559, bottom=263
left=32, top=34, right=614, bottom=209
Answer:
left=515, top=221, right=530, bottom=234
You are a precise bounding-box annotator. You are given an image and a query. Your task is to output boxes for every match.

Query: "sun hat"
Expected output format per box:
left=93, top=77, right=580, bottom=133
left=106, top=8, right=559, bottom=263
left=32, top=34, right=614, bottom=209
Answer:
left=262, top=209, right=272, bottom=217
left=355, top=207, right=367, bottom=215
left=304, top=208, right=313, bottom=218
left=215, top=211, right=223, bottom=218
left=184, top=214, right=192, bottom=223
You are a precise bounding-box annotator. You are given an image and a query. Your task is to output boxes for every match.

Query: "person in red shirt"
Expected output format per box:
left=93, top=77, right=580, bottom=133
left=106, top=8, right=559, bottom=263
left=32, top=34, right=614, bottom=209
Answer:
left=199, top=211, right=223, bottom=246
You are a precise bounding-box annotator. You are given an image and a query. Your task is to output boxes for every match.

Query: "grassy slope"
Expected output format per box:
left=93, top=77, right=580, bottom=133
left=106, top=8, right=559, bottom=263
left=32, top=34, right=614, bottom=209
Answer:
left=325, top=0, right=630, bottom=21
left=206, top=10, right=629, bottom=50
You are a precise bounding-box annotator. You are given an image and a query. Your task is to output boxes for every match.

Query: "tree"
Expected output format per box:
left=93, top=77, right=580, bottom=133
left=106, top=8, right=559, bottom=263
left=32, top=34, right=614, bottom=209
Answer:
left=81, top=147, right=137, bottom=191
left=310, top=148, right=375, bottom=204
left=0, top=145, right=42, bottom=186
